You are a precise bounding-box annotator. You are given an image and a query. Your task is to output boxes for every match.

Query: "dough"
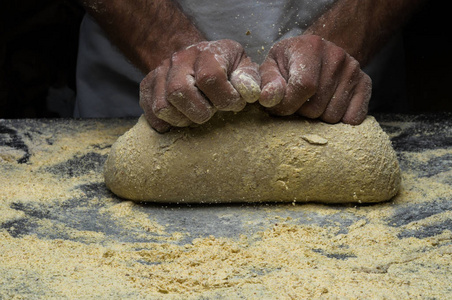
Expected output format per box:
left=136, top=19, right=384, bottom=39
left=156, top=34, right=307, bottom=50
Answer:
left=104, top=105, right=401, bottom=204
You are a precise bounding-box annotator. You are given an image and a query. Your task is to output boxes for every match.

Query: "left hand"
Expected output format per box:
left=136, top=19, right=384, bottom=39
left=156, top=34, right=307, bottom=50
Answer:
left=140, top=39, right=260, bottom=132
left=259, top=35, right=372, bottom=125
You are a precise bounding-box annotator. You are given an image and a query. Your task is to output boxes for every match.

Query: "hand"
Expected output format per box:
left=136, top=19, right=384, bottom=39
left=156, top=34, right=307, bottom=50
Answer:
left=259, top=35, right=372, bottom=125
left=140, top=39, right=261, bottom=132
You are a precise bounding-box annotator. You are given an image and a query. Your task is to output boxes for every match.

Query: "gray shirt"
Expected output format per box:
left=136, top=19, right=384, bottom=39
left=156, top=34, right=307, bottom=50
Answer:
left=74, top=0, right=407, bottom=118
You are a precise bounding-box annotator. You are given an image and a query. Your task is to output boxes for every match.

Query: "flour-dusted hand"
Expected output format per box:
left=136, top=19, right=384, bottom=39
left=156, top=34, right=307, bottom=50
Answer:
left=140, top=39, right=260, bottom=132
left=259, top=35, right=372, bottom=125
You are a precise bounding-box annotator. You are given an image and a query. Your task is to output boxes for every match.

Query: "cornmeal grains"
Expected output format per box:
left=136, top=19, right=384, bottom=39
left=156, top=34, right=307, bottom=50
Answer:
left=1, top=116, right=451, bottom=299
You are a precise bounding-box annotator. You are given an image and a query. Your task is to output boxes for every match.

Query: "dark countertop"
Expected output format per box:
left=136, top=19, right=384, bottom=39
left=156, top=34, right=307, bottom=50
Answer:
left=1, top=113, right=451, bottom=298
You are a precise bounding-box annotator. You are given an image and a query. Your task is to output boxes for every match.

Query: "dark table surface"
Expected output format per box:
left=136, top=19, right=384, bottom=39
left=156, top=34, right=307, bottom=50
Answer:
left=1, top=113, right=451, bottom=298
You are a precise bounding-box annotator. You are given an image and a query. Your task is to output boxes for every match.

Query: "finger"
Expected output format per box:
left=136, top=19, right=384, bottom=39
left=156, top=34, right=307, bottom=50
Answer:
left=166, top=52, right=216, bottom=124
left=139, top=68, right=156, bottom=115
left=259, top=57, right=286, bottom=107
left=143, top=62, right=192, bottom=128
left=144, top=104, right=172, bottom=133
left=194, top=52, right=245, bottom=111
left=321, top=57, right=361, bottom=123
left=139, top=67, right=173, bottom=132
left=298, top=46, right=347, bottom=120
left=342, top=71, right=372, bottom=125
left=230, top=56, right=261, bottom=104
left=269, top=52, right=319, bottom=116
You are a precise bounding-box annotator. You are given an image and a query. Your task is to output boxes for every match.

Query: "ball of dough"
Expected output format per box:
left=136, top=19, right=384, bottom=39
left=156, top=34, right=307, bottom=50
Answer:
left=104, top=105, right=401, bottom=204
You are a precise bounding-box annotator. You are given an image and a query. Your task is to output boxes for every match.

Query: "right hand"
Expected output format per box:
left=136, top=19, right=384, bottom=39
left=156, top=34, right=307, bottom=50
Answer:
left=140, top=39, right=261, bottom=132
left=259, top=35, right=372, bottom=125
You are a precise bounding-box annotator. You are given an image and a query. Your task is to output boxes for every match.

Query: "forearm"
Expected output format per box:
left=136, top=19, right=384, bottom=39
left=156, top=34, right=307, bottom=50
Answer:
left=304, top=0, right=426, bottom=66
left=79, top=0, right=205, bottom=73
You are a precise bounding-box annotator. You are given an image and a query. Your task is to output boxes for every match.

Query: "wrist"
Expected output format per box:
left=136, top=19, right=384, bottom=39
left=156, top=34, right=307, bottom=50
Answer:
left=80, top=0, right=205, bottom=73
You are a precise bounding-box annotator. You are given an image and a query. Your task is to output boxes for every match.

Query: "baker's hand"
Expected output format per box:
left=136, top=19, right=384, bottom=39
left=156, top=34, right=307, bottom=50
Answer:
left=140, top=39, right=260, bottom=132
left=259, top=35, right=372, bottom=125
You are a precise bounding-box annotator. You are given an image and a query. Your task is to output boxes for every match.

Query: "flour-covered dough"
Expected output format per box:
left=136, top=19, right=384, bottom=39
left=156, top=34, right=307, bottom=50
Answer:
left=104, top=105, right=401, bottom=203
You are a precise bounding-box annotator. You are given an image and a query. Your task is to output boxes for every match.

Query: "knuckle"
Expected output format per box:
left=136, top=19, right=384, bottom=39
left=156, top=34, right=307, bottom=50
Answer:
left=361, top=72, right=372, bottom=88
left=221, top=39, right=242, bottom=49
left=304, top=34, right=323, bottom=46
left=151, top=99, right=165, bottom=115
left=165, top=83, right=179, bottom=96
left=170, top=51, right=185, bottom=65
left=140, top=75, right=151, bottom=88
left=166, top=79, right=190, bottom=99
left=290, top=76, right=316, bottom=95
left=330, top=47, right=347, bottom=65
left=303, top=35, right=324, bottom=53
left=166, top=90, right=185, bottom=106
left=344, top=60, right=362, bottom=85
left=349, top=59, right=361, bottom=73
left=140, top=71, right=157, bottom=91
left=196, top=69, right=221, bottom=87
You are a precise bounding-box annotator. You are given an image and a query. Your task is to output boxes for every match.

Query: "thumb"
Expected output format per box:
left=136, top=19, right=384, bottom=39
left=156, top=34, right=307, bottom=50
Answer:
left=230, top=57, right=261, bottom=104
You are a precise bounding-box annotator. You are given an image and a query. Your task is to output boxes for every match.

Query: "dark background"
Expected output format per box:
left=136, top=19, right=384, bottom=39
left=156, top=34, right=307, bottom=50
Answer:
left=1, top=1, right=451, bottom=118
